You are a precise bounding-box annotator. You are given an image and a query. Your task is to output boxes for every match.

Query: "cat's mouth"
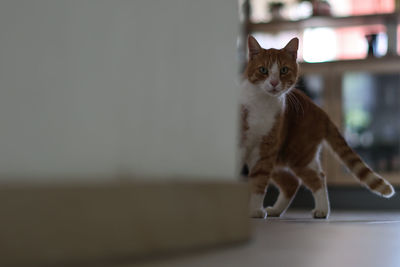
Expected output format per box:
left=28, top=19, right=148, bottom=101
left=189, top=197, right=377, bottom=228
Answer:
left=256, top=83, right=284, bottom=96
left=265, top=88, right=281, bottom=96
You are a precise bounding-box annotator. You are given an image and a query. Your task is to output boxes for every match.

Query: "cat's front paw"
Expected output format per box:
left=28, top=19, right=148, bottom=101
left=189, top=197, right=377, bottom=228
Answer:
left=265, top=206, right=282, bottom=217
left=249, top=208, right=267, bottom=219
left=312, top=209, right=329, bottom=219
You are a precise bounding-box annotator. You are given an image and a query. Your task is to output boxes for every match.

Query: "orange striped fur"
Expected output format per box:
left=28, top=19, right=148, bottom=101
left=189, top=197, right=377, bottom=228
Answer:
left=241, top=36, right=395, bottom=219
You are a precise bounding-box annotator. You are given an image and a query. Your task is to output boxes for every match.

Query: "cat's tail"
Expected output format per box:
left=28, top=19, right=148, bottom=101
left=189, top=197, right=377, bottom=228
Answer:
left=325, top=120, right=395, bottom=198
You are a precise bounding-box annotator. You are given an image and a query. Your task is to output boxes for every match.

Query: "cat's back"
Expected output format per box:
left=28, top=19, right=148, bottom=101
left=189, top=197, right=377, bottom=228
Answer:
left=280, top=89, right=330, bottom=165
left=284, top=89, right=328, bottom=122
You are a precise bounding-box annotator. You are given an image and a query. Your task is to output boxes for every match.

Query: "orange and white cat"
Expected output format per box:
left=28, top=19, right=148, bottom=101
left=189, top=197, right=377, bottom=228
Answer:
left=240, top=36, right=395, bottom=219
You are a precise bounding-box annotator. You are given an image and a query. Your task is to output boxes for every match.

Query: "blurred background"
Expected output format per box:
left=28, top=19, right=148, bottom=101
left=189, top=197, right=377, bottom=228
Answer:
left=239, top=0, right=400, bottom=209
left=1, top=1, right=400, bottom=266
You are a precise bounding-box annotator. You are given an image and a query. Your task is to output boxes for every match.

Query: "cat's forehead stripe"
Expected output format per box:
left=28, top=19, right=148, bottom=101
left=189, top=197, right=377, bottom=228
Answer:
left=263, top=56, right=282, bottom=69
left=271, top=62, right=279, bottom=75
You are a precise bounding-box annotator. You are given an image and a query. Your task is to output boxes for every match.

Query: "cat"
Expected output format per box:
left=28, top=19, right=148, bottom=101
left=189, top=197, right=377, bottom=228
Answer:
left=240, top=36, right=395, bottom=219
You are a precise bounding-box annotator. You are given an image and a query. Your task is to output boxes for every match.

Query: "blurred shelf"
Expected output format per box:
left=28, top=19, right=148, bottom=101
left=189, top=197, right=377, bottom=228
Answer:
left=244, top=8, right=400, bottom=187
left=299, top=55, right=400, bottom=75
left=249, top=12, right=399, bottom=33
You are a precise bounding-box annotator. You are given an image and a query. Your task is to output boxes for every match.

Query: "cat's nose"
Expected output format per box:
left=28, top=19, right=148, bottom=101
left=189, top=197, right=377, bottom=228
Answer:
left=270, top=80, right=279, bottom=87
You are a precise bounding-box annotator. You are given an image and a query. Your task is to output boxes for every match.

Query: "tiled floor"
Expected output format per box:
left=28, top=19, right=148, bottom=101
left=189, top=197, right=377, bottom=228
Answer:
left=129, top=211, right=400, bottom=267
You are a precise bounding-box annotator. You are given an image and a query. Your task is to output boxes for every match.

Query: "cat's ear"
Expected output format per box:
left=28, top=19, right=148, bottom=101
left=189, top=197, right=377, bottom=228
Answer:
left=284, top=37, right=299, bottom=60
left=248, top=35, right=262, bottom=60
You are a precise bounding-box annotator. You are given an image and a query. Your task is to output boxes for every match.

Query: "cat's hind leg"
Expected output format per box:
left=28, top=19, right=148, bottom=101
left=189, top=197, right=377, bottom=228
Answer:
left=293, top=159, right=330, bottom=219
left=266, top=169, right=301, bottom=217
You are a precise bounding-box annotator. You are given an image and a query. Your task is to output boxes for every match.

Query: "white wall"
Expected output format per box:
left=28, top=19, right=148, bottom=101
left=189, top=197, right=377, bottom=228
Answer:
left=0, top=1, right=239, bottom=180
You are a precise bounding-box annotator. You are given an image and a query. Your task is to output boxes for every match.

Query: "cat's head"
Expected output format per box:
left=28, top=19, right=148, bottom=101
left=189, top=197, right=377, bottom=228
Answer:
left=244, top=36, right=299, bottom=97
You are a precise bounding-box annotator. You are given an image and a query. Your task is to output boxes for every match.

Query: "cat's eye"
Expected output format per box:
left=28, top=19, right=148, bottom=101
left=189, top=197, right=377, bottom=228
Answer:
left=280, top=66, right=289, bottom=74
left=259, top=66, right=268, bottom=74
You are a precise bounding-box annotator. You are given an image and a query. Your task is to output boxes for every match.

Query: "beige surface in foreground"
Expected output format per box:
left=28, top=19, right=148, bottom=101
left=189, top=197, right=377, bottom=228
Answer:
left=0, top=180, right=249, bottom=267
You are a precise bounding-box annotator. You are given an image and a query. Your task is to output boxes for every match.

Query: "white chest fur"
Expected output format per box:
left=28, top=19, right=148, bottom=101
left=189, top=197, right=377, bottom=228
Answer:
left=240, top=81, right=284, bottom=166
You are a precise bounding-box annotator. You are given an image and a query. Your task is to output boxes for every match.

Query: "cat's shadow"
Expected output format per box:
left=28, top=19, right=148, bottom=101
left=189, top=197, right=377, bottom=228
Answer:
left=261, top=216, right=400, bottom=224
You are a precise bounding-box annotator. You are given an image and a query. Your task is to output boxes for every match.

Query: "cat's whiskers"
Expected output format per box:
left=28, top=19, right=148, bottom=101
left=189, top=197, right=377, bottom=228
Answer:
left=286, top=93, right=295, bottom=112
left=288, top=90, right=304, bottom=115
left=287, top=92, right=298, bottom=114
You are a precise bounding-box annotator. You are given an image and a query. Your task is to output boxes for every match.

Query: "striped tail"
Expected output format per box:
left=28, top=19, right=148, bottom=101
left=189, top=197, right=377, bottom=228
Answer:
left=325, top=121, right=395, bottom=198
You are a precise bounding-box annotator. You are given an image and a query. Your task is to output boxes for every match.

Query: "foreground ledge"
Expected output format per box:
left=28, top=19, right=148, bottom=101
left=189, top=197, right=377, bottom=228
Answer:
left=0, top=179, right=250, bottom=266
